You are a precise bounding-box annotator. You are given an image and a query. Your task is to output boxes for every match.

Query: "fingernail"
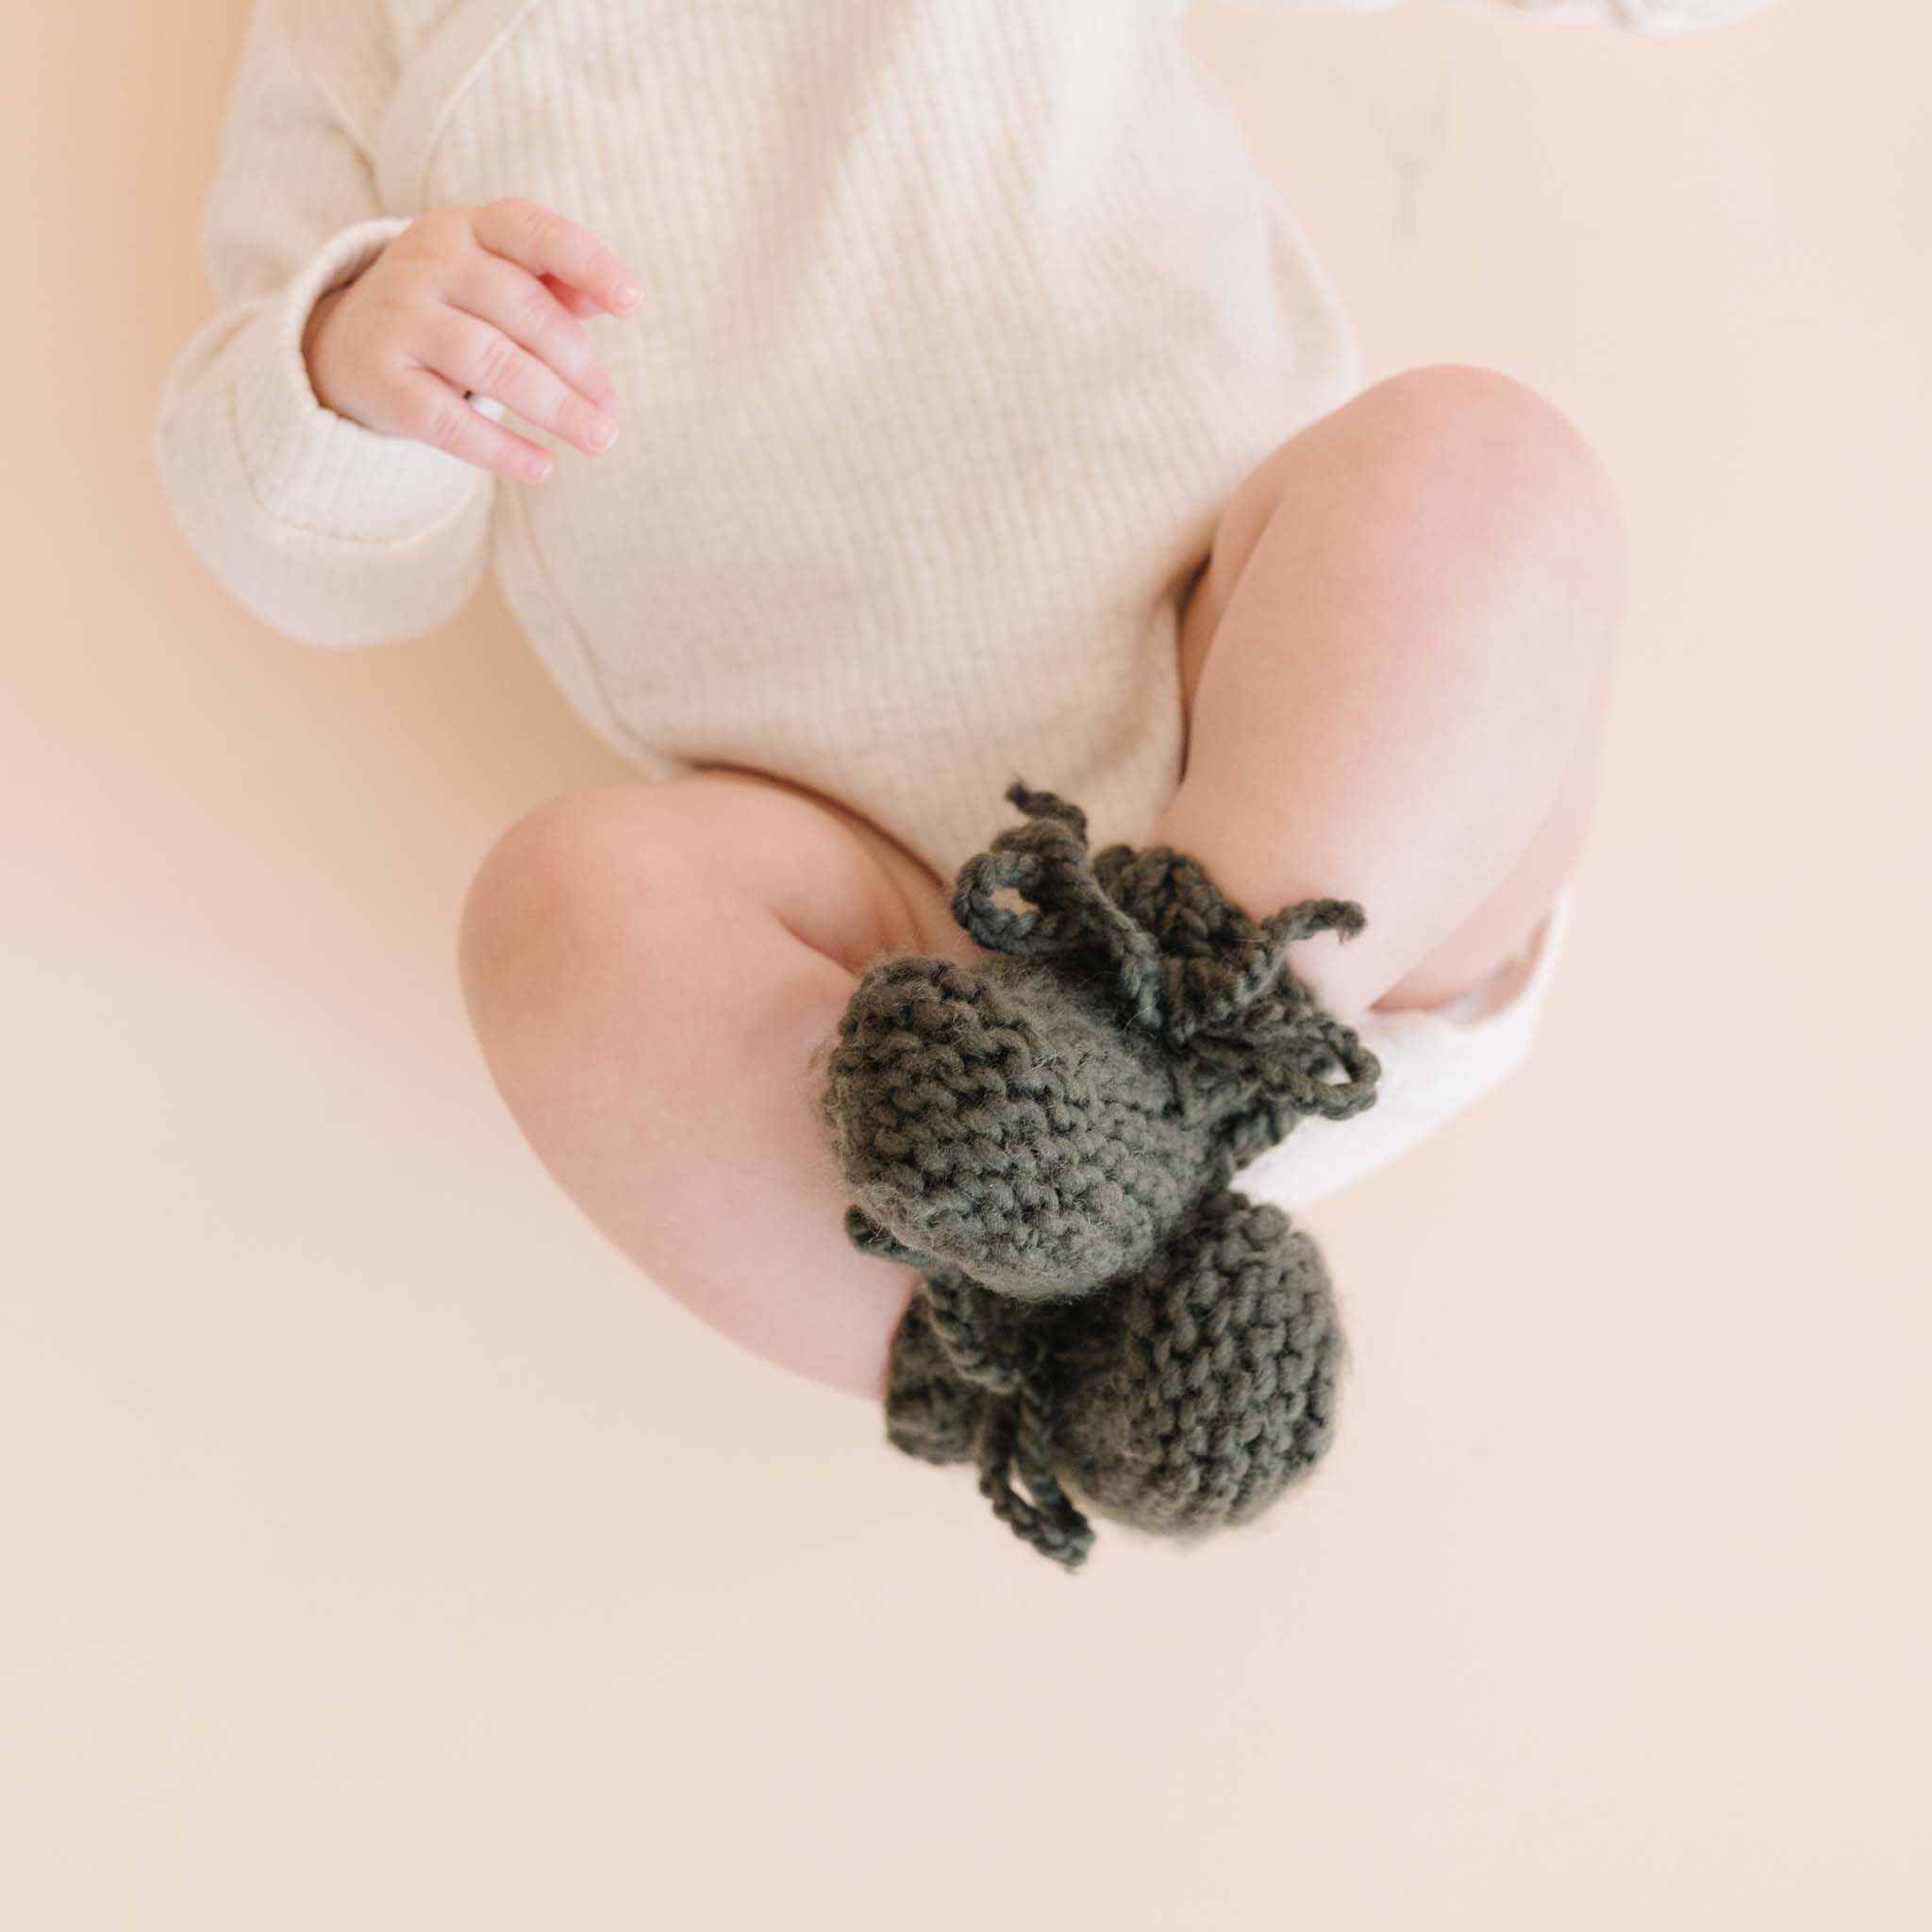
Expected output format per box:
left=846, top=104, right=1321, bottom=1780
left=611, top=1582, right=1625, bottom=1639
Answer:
left=524, top=453, right=552, bottom=482
left=611, top=279, right=641, bottom=313
left=596, top=391, right=618, bottom=412
left=586, top=419, right=617, bottom=451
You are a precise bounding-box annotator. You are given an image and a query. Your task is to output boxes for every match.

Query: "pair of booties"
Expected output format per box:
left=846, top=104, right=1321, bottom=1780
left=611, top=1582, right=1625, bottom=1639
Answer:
left=814, top=782, right=1382, bottom=1568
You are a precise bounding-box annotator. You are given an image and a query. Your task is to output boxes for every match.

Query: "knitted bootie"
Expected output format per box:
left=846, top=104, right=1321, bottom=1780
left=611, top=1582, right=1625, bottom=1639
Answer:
left=1051, top=1190, right=1342, bottom=1540
left=816, top=781, right=1380, bottom=1303
left=879, top=1189, right=1344, bottom=1569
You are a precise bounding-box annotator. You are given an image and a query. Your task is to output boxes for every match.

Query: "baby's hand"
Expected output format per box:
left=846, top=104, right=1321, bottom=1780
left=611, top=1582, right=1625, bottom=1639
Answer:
left=300, top=198, right=641, bottom=483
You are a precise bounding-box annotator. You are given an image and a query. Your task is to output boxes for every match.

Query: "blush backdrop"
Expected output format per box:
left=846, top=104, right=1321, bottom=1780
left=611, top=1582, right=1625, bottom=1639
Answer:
left=4, top=3, right=1925, bottom=1926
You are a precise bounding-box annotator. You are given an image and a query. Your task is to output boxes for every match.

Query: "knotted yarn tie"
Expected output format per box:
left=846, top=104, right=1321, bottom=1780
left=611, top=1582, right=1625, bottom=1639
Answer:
left=920, top=1268, right=1095, bottom=1571
left=951, top=785, right=1169, bottom=1036
left=952, top=781, right=1381, bottom=1142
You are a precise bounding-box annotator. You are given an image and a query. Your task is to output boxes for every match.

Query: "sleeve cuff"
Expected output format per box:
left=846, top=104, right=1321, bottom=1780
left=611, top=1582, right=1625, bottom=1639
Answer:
left=228, top=215, right=496, bottom=543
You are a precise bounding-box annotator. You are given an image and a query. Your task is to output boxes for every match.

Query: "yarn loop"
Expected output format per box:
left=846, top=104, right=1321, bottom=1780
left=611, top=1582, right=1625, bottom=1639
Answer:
left=953, top=782, right=1381, bottom=1168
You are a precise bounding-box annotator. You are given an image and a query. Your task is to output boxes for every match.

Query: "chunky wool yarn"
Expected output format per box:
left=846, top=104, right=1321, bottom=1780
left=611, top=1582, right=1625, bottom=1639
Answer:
left=880, top=1190, right=1344, bottom=1567
left=1052, top=1191, right=1342, bottom=1538
left=824, top=780, right=1383, bottom=1567
left=816, top=783, right=1381, bottom=1302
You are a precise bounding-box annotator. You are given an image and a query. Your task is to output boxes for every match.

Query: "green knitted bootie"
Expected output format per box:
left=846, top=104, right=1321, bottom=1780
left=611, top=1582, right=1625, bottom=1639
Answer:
left=878, top=1188, right=1345, bottom=1569
left=815, top=781, right=1380, bottom=1303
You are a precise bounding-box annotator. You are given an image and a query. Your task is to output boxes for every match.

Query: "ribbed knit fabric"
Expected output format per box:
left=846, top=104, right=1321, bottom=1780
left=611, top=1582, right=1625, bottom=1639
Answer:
left=835, top=781, right=1378, bottom=1569
left=153, top=0, right=1775, bottom=888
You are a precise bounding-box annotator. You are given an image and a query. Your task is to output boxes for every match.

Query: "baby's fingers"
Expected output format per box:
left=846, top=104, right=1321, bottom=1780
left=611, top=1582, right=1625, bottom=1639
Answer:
left=443, top=249, right=616, bottom=410
left=471, top=196, right=639, bottom=317
left=418, top=309, right=617, bottom=457
left=390, top=370, right=556, bottom=483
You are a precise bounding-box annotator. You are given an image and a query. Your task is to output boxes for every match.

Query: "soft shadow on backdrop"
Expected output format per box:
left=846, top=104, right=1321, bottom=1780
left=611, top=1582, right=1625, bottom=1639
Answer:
left=5, top=3, right=1926, bottom=1925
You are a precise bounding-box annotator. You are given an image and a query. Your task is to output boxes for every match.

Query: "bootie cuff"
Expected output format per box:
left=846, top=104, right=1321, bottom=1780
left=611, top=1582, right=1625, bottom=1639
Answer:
left=954, top=779, right=1383, bottom=1170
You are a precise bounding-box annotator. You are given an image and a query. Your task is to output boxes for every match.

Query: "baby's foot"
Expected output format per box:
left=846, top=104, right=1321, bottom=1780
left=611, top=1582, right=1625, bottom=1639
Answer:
left=881, top=1289, right=985, bottom=1468
left=815, top=781, right=1381, bottom=1302
left=818, top=946, right=1197, bottom=1300
left=1050, top=1189, right=1343, bottom=1538
left=878, top=1188, right=1344, bottom=1568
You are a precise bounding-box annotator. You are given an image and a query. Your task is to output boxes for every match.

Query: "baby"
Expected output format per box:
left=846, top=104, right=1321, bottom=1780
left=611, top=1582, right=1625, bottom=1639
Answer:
left=154, top=0, right=1769, bottom=1552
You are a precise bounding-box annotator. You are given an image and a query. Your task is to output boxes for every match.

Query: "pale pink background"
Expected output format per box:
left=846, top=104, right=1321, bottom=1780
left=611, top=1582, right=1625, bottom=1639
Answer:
left=6, top=3, right=1926, bottom=1925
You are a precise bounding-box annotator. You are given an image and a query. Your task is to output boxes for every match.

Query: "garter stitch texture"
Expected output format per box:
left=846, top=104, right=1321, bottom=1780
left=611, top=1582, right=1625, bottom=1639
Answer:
left=822, top=780, right=1381, bottom=1567
left=816, top=782, right=1380, bottom=1301
left=878, top=1191, right=1346, bottom=1569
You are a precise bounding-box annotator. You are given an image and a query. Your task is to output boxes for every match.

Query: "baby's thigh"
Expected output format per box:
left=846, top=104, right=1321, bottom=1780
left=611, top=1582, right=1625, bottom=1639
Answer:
left=456, top=769, right=951, bottom=1396
left=676, top=764, right=976, bottom=968
left=461, top=765, right=956, bottom=1002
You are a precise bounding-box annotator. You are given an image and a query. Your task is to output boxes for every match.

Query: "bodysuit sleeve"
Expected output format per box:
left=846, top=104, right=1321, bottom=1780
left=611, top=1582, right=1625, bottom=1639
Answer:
left=150, top=0, right=496, bottom=647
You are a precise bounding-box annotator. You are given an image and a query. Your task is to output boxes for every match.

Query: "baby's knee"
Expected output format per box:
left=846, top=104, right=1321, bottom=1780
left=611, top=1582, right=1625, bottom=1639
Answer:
left=1357, top=364, right=1626, bottom=605
left=458, top=784, right=724, bottom=1043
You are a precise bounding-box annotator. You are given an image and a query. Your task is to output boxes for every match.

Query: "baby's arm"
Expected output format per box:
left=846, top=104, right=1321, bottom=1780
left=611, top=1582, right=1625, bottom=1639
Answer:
left=151, top=0, right=492, bottom=647
left=1215, top=0, right=1779, bottom=32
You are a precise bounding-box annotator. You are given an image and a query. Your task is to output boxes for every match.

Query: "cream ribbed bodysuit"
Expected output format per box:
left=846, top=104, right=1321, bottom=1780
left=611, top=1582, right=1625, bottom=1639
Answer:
left=154, top=0, right=1771, bottom=1210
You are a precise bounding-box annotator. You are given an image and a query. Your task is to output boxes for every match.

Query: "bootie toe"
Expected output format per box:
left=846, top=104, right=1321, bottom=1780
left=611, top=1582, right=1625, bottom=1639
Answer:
left=817, top=948, right=1208, bottom=1301
left=1051, top=1189, right=1344, bottom=1538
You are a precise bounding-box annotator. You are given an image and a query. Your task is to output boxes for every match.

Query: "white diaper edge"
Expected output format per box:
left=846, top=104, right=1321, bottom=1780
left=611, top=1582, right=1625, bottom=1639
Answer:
left=1228, top=881, right=1578, bottom=1215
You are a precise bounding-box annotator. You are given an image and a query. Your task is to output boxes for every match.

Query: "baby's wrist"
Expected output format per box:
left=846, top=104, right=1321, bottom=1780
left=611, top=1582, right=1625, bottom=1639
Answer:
left=300, top=283, right=358, bottom=423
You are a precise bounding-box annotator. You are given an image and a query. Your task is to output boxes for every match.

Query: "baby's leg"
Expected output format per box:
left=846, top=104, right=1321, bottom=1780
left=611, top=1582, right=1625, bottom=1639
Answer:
left=457, top=767, right=976, bottom=1399
left=1161, top=364, right=1625, bottom=1023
